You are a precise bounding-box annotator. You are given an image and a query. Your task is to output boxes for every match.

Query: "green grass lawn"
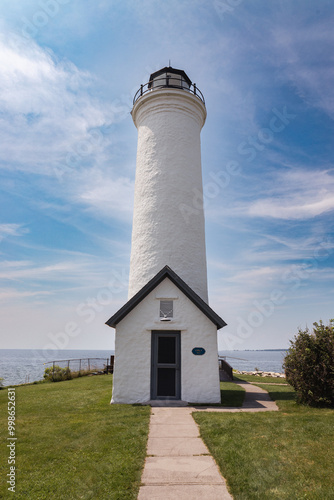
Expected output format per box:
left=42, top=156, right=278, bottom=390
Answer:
left=191, top=381, right=245, bottom=407
left=234, top=374, right=288, bottom=385
left=220, top=381, right=245, bottom=407
left=3, top=374, right=332, bottom=499
left=194, top=378, right=334, bottom=500
left=0, top=376, right=150, bottom=500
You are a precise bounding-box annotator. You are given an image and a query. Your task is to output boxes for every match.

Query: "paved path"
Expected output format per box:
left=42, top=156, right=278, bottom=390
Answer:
left=137, top=406, right=232, bottom=499
left=137, top=382, right=278, bottom=499
left=192, top=381, right=279, bottom=413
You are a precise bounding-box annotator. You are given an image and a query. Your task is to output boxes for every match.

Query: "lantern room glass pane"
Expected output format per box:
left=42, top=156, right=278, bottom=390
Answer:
left=151, top=72, right=190, bottom=89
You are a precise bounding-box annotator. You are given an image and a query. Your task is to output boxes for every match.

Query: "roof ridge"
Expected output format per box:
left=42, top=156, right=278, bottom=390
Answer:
left=105, top=265, right=226, bottom=329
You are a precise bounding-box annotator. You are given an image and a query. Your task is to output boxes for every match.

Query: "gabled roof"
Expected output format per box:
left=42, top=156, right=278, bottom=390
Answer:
left=105, top=265, right=227, bottom=330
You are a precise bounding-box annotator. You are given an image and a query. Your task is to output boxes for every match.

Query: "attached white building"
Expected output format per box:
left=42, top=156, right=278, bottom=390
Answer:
left=106, top=266, right=226, bottom=404
left=106, top=67, right=226, bottom=404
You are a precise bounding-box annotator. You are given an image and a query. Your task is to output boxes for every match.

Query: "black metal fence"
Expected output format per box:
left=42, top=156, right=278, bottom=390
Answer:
left=44, top=357, right=110, bottom=379
left=133, top=75, right=205, bottom=105
left=219, top=357, right=233, bottom=381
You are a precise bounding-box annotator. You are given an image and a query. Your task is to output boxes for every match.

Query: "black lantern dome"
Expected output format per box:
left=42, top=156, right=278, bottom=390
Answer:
left=148, top=66, right=192, bottom=90
left=133, top=66, right=205, bottom=105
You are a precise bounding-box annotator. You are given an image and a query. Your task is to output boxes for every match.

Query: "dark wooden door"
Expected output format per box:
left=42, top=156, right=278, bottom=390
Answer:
left=151, top=331, right=181, bottom=400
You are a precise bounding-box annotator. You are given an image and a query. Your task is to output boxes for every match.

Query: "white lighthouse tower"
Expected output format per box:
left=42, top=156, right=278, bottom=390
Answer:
left=128, top=67, right=208, bottom=302
left=106, top=67, right=226, bottom=404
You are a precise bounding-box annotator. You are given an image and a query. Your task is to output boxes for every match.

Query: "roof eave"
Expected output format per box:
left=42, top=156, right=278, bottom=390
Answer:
left=105, top=266, right=227, bottom=330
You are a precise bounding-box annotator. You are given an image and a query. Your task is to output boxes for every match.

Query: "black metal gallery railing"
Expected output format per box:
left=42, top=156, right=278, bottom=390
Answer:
left=133, top=75, right=205, bottom=105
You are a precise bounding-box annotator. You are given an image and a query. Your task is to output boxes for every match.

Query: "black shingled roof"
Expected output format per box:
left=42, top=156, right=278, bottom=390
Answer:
left=105, top=265, right=227, bottom=329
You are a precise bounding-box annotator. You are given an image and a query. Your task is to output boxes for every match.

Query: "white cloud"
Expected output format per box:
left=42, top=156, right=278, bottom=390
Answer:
left=0, top=31, right=136, bottom=226
left=0, top=32, right=113, bottom=175
left=0, top=224, right=28, bottom=238
left=0, top=289, right=52, bottom=301
left=270, top=17, right=334, bottom=118
left=247, top=168, right=334, bottom=220
left=0, top=254, right=129, bottom=302
left=250, top=196, right=334, bottom=220
left=228, top=266, right=282, bottom=283
left=0, top=260, right=82, bottom=281
left=78, top=171, right=134, bottom=220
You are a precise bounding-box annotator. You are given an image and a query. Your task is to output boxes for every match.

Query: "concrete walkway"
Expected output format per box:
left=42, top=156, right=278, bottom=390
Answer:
left=137, top=382, right=278, bottom=499
left=137, top=406, right=232, bottom=499
left=192, top=381, right=279, bottom=413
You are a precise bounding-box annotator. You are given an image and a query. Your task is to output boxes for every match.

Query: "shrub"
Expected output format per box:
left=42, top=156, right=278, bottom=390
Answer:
left=284, top=319, right=334, bottom=407
left=70, top=369, right=93, bottom=379
left=44, top=365, right=72, bottom=382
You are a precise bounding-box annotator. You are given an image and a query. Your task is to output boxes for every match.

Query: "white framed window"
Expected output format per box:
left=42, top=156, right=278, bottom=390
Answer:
left=160, top=300, right=173, bottom=319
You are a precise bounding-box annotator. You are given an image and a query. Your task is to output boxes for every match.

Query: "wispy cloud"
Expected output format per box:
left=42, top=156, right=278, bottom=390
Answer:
left=0, top=255, right=129, bottom=297
left=0, top=223, right=28, bottom=238
left=0, top=1, right=333, bottom=350
left=76, top=169, right=134, bottom=221
left=0, top=31, right=136, bottom=227
left=0, top=32, right=113, bottom=175
left=0, top=260, right=83, bottom=281
left=247, top=168, right=334, bottom=220
left=0, top=289, right=52, bottom=301
left=270, top=14, right=334, bottom=118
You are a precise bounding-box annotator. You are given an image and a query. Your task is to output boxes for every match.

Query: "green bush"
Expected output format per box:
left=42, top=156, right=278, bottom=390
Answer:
left=44, top=365, right=72, bottom=382
left=284, top=319, right=334, bottom=407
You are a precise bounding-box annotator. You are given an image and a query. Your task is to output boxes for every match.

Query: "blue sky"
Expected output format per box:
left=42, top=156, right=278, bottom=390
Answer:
left=0, top=0, right=333, bottom=351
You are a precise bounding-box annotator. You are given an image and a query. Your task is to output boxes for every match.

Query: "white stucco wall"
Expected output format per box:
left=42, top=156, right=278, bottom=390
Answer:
left=111, top=278, right=221, bottom=404
left=128, top=89, right=208, bottom=303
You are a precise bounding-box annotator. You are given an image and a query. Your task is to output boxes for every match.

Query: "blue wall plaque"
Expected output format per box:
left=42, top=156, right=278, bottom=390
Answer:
left=192, top=347, right=206, bottom=356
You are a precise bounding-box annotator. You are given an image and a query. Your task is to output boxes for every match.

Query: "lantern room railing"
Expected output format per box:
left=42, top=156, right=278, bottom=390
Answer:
left=133, top=75, right=205, bottom=105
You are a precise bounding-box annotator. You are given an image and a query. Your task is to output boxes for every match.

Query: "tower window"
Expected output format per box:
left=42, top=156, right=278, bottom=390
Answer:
left=160, top=300, right=173, bottom=319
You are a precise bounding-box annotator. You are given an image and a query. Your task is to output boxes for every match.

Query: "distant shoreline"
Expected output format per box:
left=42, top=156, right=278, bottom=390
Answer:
left=223, top=349, right=287, bottom=352
left=1, top=349, right=286, bottom=386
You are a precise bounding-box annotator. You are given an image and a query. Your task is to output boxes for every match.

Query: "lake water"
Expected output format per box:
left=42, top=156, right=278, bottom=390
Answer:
left=219, top=350, right=287, bottom=373
left=0, top=349, right=287, bottom=386
left=0, top=349, right=114, bottom=387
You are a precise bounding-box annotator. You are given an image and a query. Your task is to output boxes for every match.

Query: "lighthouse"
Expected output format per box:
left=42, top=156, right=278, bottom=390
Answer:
left=128, top=67, right=208, bottom=302
left=106, top=67, right=226, bottom=404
